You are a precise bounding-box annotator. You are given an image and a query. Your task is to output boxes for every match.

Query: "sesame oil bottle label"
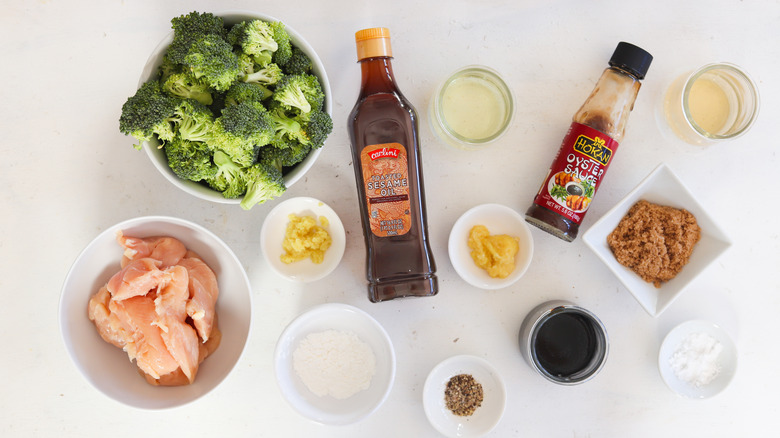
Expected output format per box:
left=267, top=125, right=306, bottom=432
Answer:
left=360, top=142, right=412, bottom=237
left=531, top=122, right=619, bottom=225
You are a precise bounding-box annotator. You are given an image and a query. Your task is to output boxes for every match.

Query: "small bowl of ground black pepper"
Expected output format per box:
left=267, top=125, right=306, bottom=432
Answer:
left=423, top=355, right=506, bottom=437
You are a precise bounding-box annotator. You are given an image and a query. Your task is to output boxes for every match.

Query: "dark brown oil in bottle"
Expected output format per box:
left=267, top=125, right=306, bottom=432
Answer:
left=347, top=28, right=437, bottom=302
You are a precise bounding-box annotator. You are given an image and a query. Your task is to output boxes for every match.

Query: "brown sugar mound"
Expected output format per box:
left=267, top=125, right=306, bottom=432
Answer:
left=607, top=200, right=701, bottom=287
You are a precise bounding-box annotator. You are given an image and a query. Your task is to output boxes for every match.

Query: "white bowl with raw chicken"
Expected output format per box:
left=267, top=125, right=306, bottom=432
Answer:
left=59, top=216, right=252, bottom=409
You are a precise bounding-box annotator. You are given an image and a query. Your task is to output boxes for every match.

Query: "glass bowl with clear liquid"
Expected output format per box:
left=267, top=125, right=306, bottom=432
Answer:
left=663, top=63, right=759, bottom=145
left=430, top=65, right=515, bottom=150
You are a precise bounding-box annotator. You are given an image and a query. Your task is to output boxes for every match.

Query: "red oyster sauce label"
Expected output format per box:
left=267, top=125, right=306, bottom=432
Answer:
left=532, top=122, right=620, bottom=224
left=360, top=142, right=412, bottom=237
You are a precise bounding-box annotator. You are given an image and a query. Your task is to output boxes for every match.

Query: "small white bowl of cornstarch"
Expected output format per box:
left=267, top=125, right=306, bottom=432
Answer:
left=273, top=303, right=396, bottom=425
left=658, top=320, right=737, bottom=399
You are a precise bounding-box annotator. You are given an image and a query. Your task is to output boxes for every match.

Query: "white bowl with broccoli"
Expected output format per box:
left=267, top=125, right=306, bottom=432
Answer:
left=122, top=11, right=332, bottom=210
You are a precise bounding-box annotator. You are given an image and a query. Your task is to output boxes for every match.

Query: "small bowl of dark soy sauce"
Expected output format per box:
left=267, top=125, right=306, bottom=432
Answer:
left=519, top=301, right=608, bottom=385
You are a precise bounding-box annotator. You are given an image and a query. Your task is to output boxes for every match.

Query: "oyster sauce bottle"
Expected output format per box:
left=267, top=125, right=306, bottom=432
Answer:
left=347, top=28, right=438, bottom=302
left=525, top=42, right=652, bottom=242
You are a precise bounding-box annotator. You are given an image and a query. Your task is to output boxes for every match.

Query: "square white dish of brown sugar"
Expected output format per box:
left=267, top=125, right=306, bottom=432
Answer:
left=583, top=163, right=732, bottom=317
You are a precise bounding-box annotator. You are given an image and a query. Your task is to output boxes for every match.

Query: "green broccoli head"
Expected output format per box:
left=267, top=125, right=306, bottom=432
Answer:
left=204, top=150, right=247, bottom=198
left=240, top=161, right=286, bottom=210
left=268, top=105, right=307, bottom=144
left=302, top=109, right=333, bottom=149
left=119, top=80, right=182, bottom=148
left=236, top=52, right=256, bottom=76
left=260, top=141, right=312, bottom=172
left=174, top=99, right=214, bottom=143
left=267, top=102, right=331, bottom=150
left=207, top=101, right=274, bottom=166
left=162, top=72, right=213, bottom=105
left=242, top=63, right=283, bottom=86
left=159, top=55, right=184, bottom=83
left=269, top=22, right=292, bottom=66
left=272, top=73, right=325, bottom=115
left=167, top=12, right=227, bottom=64
left=228, top=20, right=277, bottom=65
left=184, top=34, right=242, bottom=92
left=164, top=135, right=217, bottom=182
left=225, top=82, right=272, bottom=106
left=282, top=46, right=313, bottom=75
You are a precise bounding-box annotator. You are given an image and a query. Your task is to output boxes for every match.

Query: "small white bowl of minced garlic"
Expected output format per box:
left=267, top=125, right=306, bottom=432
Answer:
left=260, top=197, right=346, bottom=282
left=448, top=203, right=534, bottom=290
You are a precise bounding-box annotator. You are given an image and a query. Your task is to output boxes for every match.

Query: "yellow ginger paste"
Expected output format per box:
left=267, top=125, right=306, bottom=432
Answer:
left=281, top=214, right=332, bottom=264
left=468, top=225, right=519, bottom=278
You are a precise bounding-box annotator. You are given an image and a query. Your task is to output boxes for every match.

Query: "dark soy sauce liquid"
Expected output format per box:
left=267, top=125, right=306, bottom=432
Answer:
left=534, top=312, right=597, bottom=377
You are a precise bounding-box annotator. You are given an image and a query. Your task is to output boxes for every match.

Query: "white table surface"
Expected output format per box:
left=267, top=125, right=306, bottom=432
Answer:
left=2, top=0, right=778, bottom=436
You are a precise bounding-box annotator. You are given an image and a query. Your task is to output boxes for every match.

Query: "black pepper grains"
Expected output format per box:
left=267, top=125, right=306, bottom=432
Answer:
left=444, top=374, right=484, bottom=416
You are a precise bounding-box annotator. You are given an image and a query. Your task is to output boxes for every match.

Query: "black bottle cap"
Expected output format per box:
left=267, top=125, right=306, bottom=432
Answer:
left=609, top=42, right=653, bottom=80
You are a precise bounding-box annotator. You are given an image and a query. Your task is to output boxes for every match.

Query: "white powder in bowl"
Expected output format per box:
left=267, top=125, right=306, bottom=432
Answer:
left=292, top=329, right=377, bottom=399
left=668, top=332, right=722, bottom=387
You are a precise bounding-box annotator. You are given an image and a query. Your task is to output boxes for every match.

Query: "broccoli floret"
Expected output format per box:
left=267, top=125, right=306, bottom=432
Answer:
left=282, top=46, right=312, bottom=75
left=272, top=73, right=324, bottom=115
left=260, top=141, right=311, bottom=171
left=269, top=22, right=292, bottom=66
left=207, top=150, right=246, bottom=198
left=119, top=80, right=182, bottom=148
left=208, top=101, right=274, bottom=166
left=302, top=109, right=333, bottom=149
left=235, top=52, right=256, bottom=76
left=174, top=99, right=214, bottom=143
left=268, top=106, right=307, bottom=144
left=167, top=12, right=227, bottom=64
left=159, top=56, right=184, bottom=83
left=240, top=161, right=286, bottom=210
left=208, top=90, right=227, bottom=115
left=242, top=63, right=283, bottom=86
left=162, top=72, right=213, bottom=105
left=228, top=20, right=277, bottom=66
left=184, top=34, right=242, bottom=92
left=164, top=136, right=217, bottom=181
left=225, top=82, right=272, bottom=106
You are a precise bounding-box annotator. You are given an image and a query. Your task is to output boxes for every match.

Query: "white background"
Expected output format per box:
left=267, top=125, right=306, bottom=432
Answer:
left=2, top=0, right=778, bottom=436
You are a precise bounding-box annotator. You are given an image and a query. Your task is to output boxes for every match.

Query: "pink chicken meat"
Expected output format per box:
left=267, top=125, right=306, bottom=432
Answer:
left=178, top=251, right=220, bottom=343
left=116, top=232, right=187, bottom=268
left=87, top=232, right=221, bottom=386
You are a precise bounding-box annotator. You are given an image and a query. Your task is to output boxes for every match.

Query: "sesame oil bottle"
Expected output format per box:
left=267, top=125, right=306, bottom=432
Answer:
left=347, top=28, right=438, bottom=302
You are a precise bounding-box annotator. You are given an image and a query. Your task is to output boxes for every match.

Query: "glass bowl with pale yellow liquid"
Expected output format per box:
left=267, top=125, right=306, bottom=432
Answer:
left=663, top=63, right=759, bottom=145
left=430, top=65, right=514, bottom=150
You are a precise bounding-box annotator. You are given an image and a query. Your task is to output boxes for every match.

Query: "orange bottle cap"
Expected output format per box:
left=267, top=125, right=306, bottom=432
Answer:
left=355, top=27, right=392, bottom=61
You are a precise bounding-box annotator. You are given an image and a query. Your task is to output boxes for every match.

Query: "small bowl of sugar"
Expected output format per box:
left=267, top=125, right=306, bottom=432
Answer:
left=658, top=320, right=738, bottom=399
left=273, top=303, right=396, bottom=425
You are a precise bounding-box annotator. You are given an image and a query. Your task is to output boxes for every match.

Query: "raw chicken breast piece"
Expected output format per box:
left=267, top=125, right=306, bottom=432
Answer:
left=140, top=316, right=222, bottom=386
left=116, top=231, right=187, bottom=268
left=109, top=295, right=179, bottom=379
left=153, top=266, right=189, bottom=327
left=154, top=266, right=200, bottom=382
left=178, top=252, right=219, bottom=343
left=106, top=258, right=167, bottom=301
left=87, top=285, right=133, bottom=350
